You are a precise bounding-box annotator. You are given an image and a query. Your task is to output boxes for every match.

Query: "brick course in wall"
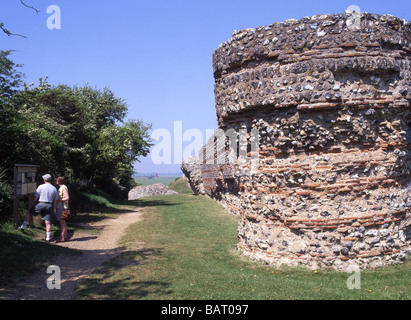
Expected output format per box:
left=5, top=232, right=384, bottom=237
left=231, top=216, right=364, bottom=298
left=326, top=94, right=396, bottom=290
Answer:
left=182, top=12, right=411, bottom=270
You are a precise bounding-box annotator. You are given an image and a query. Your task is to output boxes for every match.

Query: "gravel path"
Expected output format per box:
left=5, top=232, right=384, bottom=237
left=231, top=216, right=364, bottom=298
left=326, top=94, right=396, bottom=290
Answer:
left=0, top=209, right=142, bottom=300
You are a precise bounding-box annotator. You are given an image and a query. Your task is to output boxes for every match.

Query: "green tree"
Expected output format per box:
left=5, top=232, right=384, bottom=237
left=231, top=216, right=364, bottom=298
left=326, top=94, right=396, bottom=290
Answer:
left=11, top=80, right=77, bottom=175
left=0, top=50, right=26, bottom=219
left=72, top=86, right=152, bottom=195
left=0, top=50, right=28, bottom=173
left=0, top=50, right=24, bottom=100
left=1, top=51, right=152, bottom=204
left=11, top=80, right=152, bottom=197
left=93, top=120, right=152, bottom=195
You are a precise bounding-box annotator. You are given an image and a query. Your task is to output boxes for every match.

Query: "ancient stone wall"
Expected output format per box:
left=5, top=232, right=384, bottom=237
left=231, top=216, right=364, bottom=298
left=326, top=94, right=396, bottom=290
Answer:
left=128, top=184, right=178, bottom=200
left=181, top=12, right=411, bottom=270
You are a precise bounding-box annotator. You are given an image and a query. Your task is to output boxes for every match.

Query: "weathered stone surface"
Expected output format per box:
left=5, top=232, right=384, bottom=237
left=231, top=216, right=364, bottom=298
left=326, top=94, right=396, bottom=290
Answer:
left=181, top=157, right=205, bottom=195
left=128, top=184, right=178, bottom=200
left=213, top=12, right=411, bottom=125
left=182, top=12, right=411, bottom=271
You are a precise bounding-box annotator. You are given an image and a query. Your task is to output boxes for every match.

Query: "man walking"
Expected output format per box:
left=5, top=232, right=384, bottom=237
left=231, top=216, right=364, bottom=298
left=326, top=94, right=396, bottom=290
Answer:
left=20, top=174, right=59, bottom=242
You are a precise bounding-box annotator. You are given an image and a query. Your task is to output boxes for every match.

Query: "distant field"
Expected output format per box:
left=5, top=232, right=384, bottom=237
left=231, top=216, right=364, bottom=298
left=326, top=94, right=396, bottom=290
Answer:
left=134, top=176, right=181, bottom=186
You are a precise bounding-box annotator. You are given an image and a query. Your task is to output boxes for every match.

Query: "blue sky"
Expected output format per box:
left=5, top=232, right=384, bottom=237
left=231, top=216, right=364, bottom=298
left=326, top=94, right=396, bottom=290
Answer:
left=1, top=0, right=410, bottom=174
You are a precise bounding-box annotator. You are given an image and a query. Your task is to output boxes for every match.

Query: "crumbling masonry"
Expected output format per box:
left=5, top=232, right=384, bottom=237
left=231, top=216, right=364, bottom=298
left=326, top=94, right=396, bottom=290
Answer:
left=181, top=12, right=411, bottom=270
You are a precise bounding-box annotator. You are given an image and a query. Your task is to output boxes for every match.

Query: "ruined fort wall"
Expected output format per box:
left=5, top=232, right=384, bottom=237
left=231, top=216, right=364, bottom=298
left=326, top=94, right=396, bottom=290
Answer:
left=182, top=12, right=411, bottom=270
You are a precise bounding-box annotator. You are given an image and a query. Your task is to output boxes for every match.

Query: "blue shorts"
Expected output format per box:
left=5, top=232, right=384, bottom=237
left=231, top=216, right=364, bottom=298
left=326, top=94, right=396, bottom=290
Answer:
left=30, top=203, right=53, bottom=222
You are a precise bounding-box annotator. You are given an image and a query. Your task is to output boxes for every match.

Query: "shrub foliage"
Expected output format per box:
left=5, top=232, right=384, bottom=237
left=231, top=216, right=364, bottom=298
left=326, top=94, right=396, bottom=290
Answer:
left=0, top=51, right=152, bottom=218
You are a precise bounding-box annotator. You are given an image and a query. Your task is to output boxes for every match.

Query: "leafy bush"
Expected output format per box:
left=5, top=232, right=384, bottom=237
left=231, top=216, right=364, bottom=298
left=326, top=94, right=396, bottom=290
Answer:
left=0, top=180, right=13, bottom=221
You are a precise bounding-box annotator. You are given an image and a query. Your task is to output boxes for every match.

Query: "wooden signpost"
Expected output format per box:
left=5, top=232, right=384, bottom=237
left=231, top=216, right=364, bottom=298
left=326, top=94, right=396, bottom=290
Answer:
left=13, top=164, right=40, bottom=226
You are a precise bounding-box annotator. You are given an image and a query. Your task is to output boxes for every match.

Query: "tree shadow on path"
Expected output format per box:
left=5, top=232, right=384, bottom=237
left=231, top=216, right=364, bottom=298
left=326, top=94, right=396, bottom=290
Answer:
left=75, top=248, right=171, bottom=299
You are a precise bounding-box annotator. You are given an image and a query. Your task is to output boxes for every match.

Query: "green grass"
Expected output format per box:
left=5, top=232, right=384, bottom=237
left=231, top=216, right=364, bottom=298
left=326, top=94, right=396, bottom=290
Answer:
left=76, top=180, right=411, bottom=300
left=168, top=177, right=193, bottom=194
left=70, top=191, right=132, bottom=225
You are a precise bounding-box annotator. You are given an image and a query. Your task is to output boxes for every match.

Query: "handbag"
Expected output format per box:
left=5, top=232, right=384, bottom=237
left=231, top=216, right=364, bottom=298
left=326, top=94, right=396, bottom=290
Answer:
left=62, top=208, right=71, bottom=221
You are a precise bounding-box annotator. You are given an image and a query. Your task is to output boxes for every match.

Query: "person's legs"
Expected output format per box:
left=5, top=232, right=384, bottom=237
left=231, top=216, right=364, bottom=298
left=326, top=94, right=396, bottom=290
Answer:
left=19, top=211, right=31, bottom=230
left=38, top=203, right=53, bottom=241
left=19, top=206, right=36, bottom=230
left=60, top=220, right=67, bottom=241
left=44, top=220, right=52, bottom=241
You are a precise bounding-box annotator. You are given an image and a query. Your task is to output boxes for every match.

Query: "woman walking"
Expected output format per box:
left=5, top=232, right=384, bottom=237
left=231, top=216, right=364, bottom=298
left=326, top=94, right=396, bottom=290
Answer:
left=55, top=176, right=70, bottom=242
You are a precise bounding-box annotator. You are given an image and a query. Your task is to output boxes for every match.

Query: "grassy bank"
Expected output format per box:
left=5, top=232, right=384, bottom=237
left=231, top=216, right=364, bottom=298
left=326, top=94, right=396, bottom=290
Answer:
left=77, top=180, right=411, bottom=300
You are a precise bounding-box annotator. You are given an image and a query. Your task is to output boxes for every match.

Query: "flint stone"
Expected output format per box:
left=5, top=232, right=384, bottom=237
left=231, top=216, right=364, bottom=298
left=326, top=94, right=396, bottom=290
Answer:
left=128, top=183, right=178, bottom=200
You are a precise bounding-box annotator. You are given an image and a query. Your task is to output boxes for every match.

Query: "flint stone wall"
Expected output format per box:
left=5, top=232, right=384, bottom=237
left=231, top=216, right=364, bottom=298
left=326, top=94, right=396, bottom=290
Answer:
left=182, top=12, right=411, bottom=270
left=128, top=183, right=178, bottom=200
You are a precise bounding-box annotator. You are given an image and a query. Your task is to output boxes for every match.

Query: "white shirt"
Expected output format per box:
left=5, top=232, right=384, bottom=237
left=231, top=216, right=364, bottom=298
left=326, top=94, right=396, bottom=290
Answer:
left=35, top=183, right=59, bottom=203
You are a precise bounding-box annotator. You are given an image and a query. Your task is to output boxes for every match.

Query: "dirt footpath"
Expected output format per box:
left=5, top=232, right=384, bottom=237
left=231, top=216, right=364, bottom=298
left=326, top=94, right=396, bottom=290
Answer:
left=0, top=209, right=142, bottom=300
